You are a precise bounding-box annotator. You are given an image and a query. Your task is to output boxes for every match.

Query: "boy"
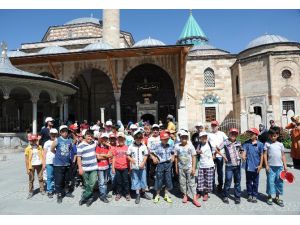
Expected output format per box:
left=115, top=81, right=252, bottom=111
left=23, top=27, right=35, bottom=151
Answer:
left=96, top=133, right=112, bottom=203
left=174, top=130, right=200, bottom=207
left=112, top=132, right=130, bottom=201
left=127, top=129, right=151, bottom=204
left=196, top=132, right=215, bottom=202
left=242, top=128, right=264, bottom=203
left=264, top=129, right=288, bottom=207
left=108, top=133, right=117, bottom=195
left=151, top=131, right=175, bottom=204
left=42, top=128, right=58, bottom=198
left=50, top=125, right=74, bottom=203
left=77, top=130, right=98, bottom=207
left=25, top=134, right=45, bottom=199
left=217, top=128, right=243, bottom=204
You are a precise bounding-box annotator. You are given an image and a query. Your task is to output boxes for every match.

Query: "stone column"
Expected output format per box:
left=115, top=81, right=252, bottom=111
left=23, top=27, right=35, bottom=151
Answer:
left=240, top=110, right=248, bottom=133
left=31, top=96, right=39, bottom=134
left=114, top=92, right=121, bottom=121
left=63, top=96, right=69, bottom=123
left=177, top=95, right=188, bottom=130
left=100, top=107, right=105, bottom=124
left=103, top=9, right=120, bottom=48
left=248, top=106, right=255, bottom=129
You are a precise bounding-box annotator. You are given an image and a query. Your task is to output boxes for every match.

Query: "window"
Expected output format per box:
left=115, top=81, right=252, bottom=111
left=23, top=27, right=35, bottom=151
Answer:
left=205, top=107, right=216, bottom=122
left=282, top=69, right=292, bottom=79
left=254, top=106, right=262, bottom=117
left=204, top=68, right=215, bottom=87
left=282, top=101, right=295, bottom=112
left=236, top=76, right=240, bottom=95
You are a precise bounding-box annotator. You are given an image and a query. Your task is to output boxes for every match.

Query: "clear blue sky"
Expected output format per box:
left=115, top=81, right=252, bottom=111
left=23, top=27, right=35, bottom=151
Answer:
left=0, top=9, right=299, bottom=53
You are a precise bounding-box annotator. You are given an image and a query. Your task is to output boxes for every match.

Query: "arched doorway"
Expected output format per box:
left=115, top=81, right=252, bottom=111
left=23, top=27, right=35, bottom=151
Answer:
left=121, top=64, right=176, bottom=124
left=69, top=69, right=116, bottom=123
left=141, top=113, right=155, bottom=125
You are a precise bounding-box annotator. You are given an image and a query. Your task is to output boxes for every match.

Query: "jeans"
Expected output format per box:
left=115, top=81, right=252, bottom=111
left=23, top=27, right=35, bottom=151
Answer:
left=266, top=166, right=284, bottom=196
left=223, top=165, right=241, bottom=198
left=82, top=170, right=98, bottom=200
left=154, top=162, right=173, bottom=191
left=214, top=157, right=224, bottom=188
left=54, top=166, right=70, bottom=196
left=115, top=168, right=130, bottom=195
left=46, top=164, right=55, bottom=193
left=246, top=171, right=259, bottom=198
left=98, top=169, right=109, bottom=198
left=28, top=165, right=44, bottom=193
left=108, top=164, right=116, bottom=190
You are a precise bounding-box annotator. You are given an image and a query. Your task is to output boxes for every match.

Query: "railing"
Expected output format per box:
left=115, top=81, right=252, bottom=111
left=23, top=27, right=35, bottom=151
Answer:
left=219, top=118, right=241, bottom=135
left=0, top=117, right=32, bottom=133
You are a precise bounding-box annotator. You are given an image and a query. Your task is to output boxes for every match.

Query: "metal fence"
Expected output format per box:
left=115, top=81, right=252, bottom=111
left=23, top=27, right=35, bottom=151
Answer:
left=219, top=118, right=241, bottom=135
left=0, top=117, right=32, bottom=132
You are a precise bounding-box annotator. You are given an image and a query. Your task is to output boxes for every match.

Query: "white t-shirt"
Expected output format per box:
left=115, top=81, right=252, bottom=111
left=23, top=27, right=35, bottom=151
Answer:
left=197, top=142, right=215, bottom=168
left=147, top=135, right=161, bottom=152
left=174, top=143, right=196, bottom=170
left=127, top=142, right=149, bottom=170
left=31, top=146, right=42, bottom=166
left=43, top=140, right=55, bottom=165
left=264, top=141, right=284, bottom=166
left=208, top=131, right=228, bottom=158
left=91, top=124, right=100, bottom=131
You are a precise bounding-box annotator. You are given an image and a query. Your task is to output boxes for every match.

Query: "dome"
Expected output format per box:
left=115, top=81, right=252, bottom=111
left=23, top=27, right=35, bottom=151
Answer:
left=64, top=17, right=100, bottom=25
left=38, top=46, right=69, bottom=55
left=7, top=50, right=27, bottom=57
left=82, top=41, right=112, bottom=51
left=189, top=43, right=229, bottom=56
left=190, top=44, right=218, bottom=51
left=133, top=37, right=166, bottom=47
left=247, top=34, right=290, bottom=49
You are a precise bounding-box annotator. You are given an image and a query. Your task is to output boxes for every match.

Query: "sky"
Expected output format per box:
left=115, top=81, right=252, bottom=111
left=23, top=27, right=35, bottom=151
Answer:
left=0, top=9, right=299, bottom=53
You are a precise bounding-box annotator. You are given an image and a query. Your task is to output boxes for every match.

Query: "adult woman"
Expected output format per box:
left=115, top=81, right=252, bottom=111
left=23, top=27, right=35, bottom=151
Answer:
left=286, top=115, right=300, bottom=169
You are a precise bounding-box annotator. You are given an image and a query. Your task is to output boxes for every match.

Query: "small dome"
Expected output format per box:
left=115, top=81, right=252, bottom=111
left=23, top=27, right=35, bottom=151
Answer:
left=189, top=43, right=229, bottom=56
left=247, top=34, right=290, bottom=49
left=38, top=46, right=69, bottom=55
left=190, top=44, right=217, bottom=51
left=82, top=41, right=112, bottom=51
left=7, top=50, right=27, bottom=57
left=65, top=17, right=100, bottom=25
left=133, top=37, right=165, bottom=47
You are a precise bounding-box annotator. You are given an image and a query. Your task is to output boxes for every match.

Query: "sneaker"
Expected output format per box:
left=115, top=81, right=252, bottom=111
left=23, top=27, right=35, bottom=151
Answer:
left=47, top=192, right=54, bottom=199
left=182, top=195, right=188, bottom=203
left=222, top=197, right=229, bottom=204
left=135, top=194, right=141, bottom=204
left=115, top=194, right=121, bottom=201
left=107, top=194, right=112, bottom=198
left=193, top=199, right=201, bottom=207
left=125, top=194, right=131, bottom=201
left=100, top=197, right=109, bottom=203
left=57, top=195, right=63, bottom=204
left=267, top=197, right=273, bottom=205
left=247, top=196, right=253, bottom=202
left=79, top=198, right=87, bottom=206
left=86, top=197, right=94, bottom=207
left=252, top=197, right=258, bottom=203
left=164, top=195, right=172, bottom=203
left=217, top=185, right=223, bottom=193
left=203, top=194, right=209, bottom=201
left=27, top=192, right=33, bottom=199
left=65, top=192, right=75, bottom=198
left=153, top=195, right=160, bottom=203
left=235, top=198, right=241, bottom=204
left=141, top=192, right=151, bottom=200
left=274, top=197, right=284, bottom=207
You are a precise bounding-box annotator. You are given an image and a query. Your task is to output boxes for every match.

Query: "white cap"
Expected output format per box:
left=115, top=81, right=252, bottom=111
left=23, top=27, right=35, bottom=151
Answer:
left=179, top=130, right=189, bottom=136
left=133, top=129, right=143, bottom=137
left=167, top=114, right=174, bottom=120
left=81, top=129, right=87, bottom=136
left=100, top=133, right=109, bottom=139
left=195, top=122, right=204, bottom=127
left=49, top=128, right=58, bottom=134
left=152, top=124, right=159, bottom=129
left=105, top=121, right=113, bottom=126
left=199, top=131, right=208, bottom=137
left=117, top=132, right=125, bottom=138
left=93, top=130, right=100, bottom=138
left=130, top=124, right=138, bottom=130
left=45, top=117, right=54, bottom=123
left=59, top=125, right=68, bottom=132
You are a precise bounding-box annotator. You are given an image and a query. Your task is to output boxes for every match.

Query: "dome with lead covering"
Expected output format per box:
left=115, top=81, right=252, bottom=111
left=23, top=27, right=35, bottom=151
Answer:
left=82, top=41, right=112, bottom=51
left=7, top=50, right=27, bottom=57
left=38, top=46, right=69, bottom=55
left=133, top=37, right=166, bottom=47
left=64, top=17, right=100, bottom=25
left=247, top=34, right=290, bottom=49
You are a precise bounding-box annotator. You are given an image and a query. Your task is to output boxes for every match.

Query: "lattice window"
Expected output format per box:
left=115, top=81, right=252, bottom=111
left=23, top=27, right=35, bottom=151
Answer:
left=282, top=101, right=295, bottom=112
left=205, top=107, right=216, bottom=122
left=204, top=68, right=215, bottom=87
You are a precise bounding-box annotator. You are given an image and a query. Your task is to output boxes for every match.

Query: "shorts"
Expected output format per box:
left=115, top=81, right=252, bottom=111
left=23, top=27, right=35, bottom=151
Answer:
left=131, top=168, right=147, bottom=190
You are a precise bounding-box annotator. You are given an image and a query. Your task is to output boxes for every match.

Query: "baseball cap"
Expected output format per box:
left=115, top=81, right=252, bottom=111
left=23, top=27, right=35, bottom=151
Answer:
left=247, top=128, right=260, bottom=136
left=180, top=130, right=189, bottom=136
left=105, top=121, right=113, bottom=126
left=199, top=131, right=208, bottom=137
left=28, top=134, right=38, bottom=141
left=195, top=122, right=204, bottom=127
left=109, top=133, right=117, bottom=139
left=160, top=131, right=170, bottom=140
left=117, top=132, right=125, bottom=138
left=59, top=125, right=68, bottom=132
left=152, top=124, right=160, bottom=129
left=49, top=128, right=58, bottom=134
left=211, top=120, right=219, bottom=126
left=229, top=128, right=239, bottom=134
left=45, top=117, right=54, bottom=123
left=167, top=114, right=174, bottom=120
left=133, top=129, right=143, bottom=137
left=130, top=124, right=138, bottom=130
left=69, top=124, right=78, bottom=131
left=100, top=133, right=109, bottom=139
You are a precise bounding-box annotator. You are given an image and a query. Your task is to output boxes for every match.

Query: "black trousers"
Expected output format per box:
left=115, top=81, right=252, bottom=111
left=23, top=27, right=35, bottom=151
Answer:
left=115, top=168, right=130, bottom=196
left=54, top=166, right=70, bottom=196
left=293, top=158, right=300, bottom=169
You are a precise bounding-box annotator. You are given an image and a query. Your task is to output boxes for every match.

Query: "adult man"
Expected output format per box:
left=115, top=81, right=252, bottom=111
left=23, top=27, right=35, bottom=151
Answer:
left=191, top=122, right=204, bottom=149
left=90, top=120, right=101, bottom=132
left=258, top=124, right=269, bottom=144
left=40, top=117, right=54, bottom=147
left=80, top=120, right=90, bottom=131
left=104, top=120, right=113, bottom=135
left=208, top=120, right=228, bottom=192
left=166, top=114, right=176, bottom=133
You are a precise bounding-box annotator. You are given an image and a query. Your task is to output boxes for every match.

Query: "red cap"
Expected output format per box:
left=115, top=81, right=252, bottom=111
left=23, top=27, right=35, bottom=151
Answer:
left=211, top=120, right=219, bottom=126
left=28, top=134, right=38, bottom=141
left=109, top=133, right=117, bottom=139
left=248, top=128, right=260, bottom=136
left=229, top=128, right=239, bottom=134
left=285, top=171, right=295, bottom=184
left=160, top=131, right=170, bottom=140
left=164, top=129, right=171, bottom=134
left=69, top=124, right=78, bottom=131
left=280, top=170, right=287, bottom=181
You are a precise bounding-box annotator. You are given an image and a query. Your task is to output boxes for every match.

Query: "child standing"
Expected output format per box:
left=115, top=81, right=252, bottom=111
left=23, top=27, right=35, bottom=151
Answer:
left=196, top=132, right=215, bottom=203
left=42, top=128, right=58, bottom=198
left=242, top=128, right=264, bottom=203
left=112, top=132, right=130, bottom=201
left=264, top=129, right=288, bottom=207
left=25, top=134, right=45, bottom=199
left=127, top=129, right=151, bottom=204
left=174, top=130, right=200, bottom=207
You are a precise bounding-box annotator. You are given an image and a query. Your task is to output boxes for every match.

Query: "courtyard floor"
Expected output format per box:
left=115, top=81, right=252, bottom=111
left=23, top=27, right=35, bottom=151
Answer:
left=0, top=153, right=299, bottom=215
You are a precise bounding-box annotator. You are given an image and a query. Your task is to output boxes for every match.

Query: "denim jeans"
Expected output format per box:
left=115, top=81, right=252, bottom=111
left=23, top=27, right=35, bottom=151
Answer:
left=82, top=170, right=98, bottom=200
left=246, top=171, right=260, bottom=198
left=115, top=168, right=130, bottom=195
left=46, top=164, right=55, bottom=193
left=214, top=157, right=224, bottom=188
left=154, top=162, right=173, bottom=191
left=54, top=166, right=70, bottom=195
left=108, top=164, right=116, bottom=190
left=266, top=166, right=284, bottom=196
left=223, top=165, right=241, bottom=198
left=98, top=169, right=109, bottom=198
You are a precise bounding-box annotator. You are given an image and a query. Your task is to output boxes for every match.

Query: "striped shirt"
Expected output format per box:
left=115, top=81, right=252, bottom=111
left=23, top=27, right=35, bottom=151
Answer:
left=77, top=141, right=98, bottom=172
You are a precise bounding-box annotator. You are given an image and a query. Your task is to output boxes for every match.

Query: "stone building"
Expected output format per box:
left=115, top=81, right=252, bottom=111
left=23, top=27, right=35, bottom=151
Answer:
left=1, top=9, right=300, bottom=135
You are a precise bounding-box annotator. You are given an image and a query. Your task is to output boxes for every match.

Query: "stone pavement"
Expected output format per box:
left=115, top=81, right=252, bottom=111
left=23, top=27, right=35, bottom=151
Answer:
left=0, top=153, right=299, bottom=215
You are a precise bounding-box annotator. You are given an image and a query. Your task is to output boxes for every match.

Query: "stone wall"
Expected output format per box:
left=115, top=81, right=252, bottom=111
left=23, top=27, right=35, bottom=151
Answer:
left=0, top=133, right=28, bottom=153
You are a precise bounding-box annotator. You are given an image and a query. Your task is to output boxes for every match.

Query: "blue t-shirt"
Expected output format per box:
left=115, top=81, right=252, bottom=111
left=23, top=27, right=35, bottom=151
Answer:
left=152, top=143, right=174, bottom=163
left=53, top=136, right=73, bottom=166
left=242, top=140, right=264, bottom=172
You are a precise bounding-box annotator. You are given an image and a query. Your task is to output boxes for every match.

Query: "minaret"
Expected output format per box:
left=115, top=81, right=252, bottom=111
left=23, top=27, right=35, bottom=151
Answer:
left=103, top=9, right=120, bottom=48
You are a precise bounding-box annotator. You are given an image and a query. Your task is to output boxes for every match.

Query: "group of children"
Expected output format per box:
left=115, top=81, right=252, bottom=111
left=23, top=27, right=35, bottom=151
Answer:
left=24, top=119, right=289, bottom=208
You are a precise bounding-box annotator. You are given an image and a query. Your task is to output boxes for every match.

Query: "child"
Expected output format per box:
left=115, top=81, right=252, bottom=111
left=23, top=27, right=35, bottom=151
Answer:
left=264, top=129, right=288, bottom=207
left=96, top=133, right=112, bottom=203
left=77, top=130, right=98, bottom=207
left=217, top=128, right=243, bottom=204
left=50, top=125, right=74, bottom=204
left=127, top=129, right=151, bottom=204
left=151, top=131, right=175, bottom=204
left=42, top=128, right=58, bottom=198
left=242, top=128, right=264, bottom=203
left=25, top=134, right=45, bottom=199
left=108, top=133, right=117, bottom=194
left=174, top=130, right=200, bottom=207
left=196, top=132, right=215, bottom=203
left=112, top=132, right=130, bottom=201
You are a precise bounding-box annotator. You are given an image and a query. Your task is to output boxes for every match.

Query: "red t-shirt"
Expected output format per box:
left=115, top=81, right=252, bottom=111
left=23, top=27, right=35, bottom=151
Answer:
left=108, top=145, right=116, bottom=164
left=80, top=123, right=90, bottom=131
left=96, top=145, right=110, bottom=170
left=113, top=145, right=129, bottom=170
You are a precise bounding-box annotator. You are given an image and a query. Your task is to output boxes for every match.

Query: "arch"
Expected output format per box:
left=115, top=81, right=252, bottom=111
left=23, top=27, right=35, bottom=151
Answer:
left=39, top=71, right=55, bottom=78
left=141, top=113, right=155, bottom=125
left=280, top=85, right=299, bottom=97
left=204, top=68, right=215, bottom=88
